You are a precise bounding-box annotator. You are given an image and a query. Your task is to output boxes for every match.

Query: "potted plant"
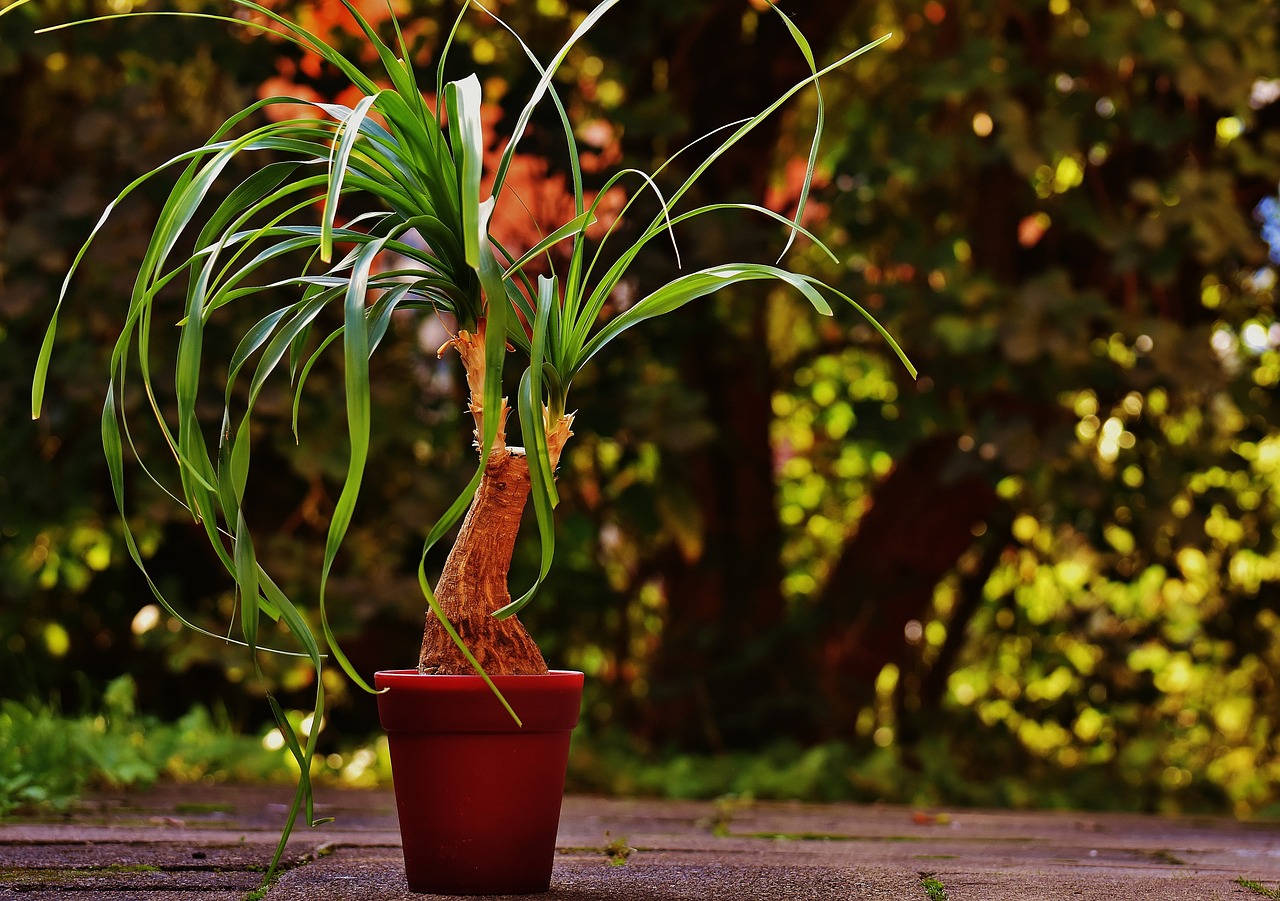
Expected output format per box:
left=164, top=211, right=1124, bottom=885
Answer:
left=25, top=0, right=913, bottom=892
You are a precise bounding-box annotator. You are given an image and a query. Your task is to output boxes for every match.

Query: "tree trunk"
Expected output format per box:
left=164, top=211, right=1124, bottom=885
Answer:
left=895, top=513, right=1012, bottom=749
left=417, top=326, right=572, bottom=676
left=418, top=447, right=549, bottom=676
left=640, top=298, right=795, bottom=748
left=815, top=433, right=997, bottom=730
left=634, top=0, right=856, bottom=747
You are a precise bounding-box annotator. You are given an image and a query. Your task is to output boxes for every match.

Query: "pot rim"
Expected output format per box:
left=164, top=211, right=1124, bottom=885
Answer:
left=374, top=668, right=583, bottom=679
left=374, top=669, right=584, bottom=733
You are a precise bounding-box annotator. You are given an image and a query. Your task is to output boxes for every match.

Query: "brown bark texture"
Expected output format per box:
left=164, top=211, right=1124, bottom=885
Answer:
left=418, top=446, right=550, bottom=676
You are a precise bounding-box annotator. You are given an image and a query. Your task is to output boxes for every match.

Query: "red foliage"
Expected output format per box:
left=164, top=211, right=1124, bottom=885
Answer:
left=764, top=155, right=831, bottom=230
left=249, top=2, right=625, bottom=267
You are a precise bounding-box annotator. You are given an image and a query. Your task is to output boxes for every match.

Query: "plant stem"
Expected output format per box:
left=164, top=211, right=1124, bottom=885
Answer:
left=418, top=445, right=548, bottom=675
left=438, top=325, right=507, bottom=455
left=417, top=327, right=571, bottom=676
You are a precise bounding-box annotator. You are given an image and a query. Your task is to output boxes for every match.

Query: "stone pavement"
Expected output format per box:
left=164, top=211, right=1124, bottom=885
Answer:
left=1, top=784, right=1279, bottom=900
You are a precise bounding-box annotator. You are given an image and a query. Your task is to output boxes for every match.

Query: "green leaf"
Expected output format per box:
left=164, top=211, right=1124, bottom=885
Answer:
left=226, top=307, right=293, bottom=404
left=768, top=4, right=825, bottom=261
left=415, top=551, right=521, bottom=727
left=446, top=75, right=485, bottom=271
left=321, top=92, right=381, bottom=263
left=525, top=277, right=560, bottom=501
left=228, top=412, right=252, bottom=506
left=491, top=0, right=621, bottom=195
left=479, top=2, right=585, bottom=215
left=475, top=197, right=508, bottom=462
left=500, top=372, right=556, bottom=619
left=233, top=510, right=260, bottom=651
left=576, top=264, right=833, bottom=372
left=649, top=34, right=892, bottom=237
left=101, top=384, right=306, bottom=656
left=292, top=326, right=345, bottom=442
left=314, top=237, right=385, bottom=696
left=498, top=276, right=560, bottom=619
left=502, top=210, right=597, bottom=279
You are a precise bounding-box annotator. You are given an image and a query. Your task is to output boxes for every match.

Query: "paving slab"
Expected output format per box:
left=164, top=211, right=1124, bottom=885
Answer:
left=1, top=785, right=1278, bottom=900
left=269, top=848, right=925, bottom=901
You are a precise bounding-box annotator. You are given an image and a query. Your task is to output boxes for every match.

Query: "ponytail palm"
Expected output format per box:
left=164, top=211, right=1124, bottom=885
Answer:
left=24, top=0, right=912, bottom=875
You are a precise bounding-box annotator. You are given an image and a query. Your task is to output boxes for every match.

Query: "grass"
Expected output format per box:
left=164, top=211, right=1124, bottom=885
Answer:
left=920, top=874, right=948, bottom=900
left=241, top=874, right=278, bottom=901
left=744, top=831, right=853, bottom=841
left=740, top=831, right=921, bottom=842
left=173, top=802, right=236, bottom=814
left=1238, top=877, right=1280, bottom=899
left=603, top=833, right=633, bottom=866
left=560, top=834, right=635, bottom=867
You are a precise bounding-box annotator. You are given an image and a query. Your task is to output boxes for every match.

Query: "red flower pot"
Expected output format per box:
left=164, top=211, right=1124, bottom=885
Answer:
left=374, top=669, right=584, bottom=895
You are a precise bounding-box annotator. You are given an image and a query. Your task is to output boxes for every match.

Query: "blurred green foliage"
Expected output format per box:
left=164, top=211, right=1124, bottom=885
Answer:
left=796, top=0, right=1280, bottom=819
left=0, top=676, right=290, bottom=814
left=3, top=0, right=1280, bottom=818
